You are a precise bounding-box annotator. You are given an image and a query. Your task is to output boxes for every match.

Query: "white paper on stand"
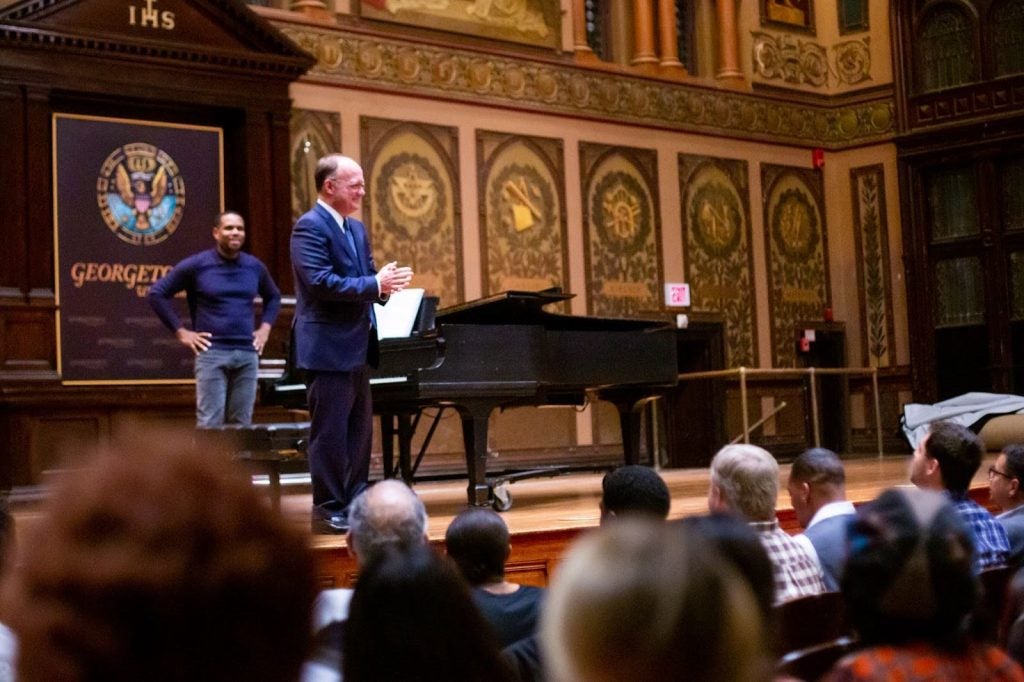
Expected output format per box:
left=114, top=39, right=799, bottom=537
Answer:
left=374, top=288, right=425, bottom=339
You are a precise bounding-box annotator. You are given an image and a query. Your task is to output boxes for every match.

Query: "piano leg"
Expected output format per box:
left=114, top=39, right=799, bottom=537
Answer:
left=380, top=414, right=397, bottom=479
left=379, top=412, right=416, bottom=485
left=606, top=394, right=659, bottom=466
left=397, top=414, right=414, bottom=483
left=456, top=400, right=496, bottom=507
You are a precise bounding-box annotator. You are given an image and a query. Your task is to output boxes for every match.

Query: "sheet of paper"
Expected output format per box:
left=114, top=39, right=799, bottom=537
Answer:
left=374, top=288, right=425, bottom=339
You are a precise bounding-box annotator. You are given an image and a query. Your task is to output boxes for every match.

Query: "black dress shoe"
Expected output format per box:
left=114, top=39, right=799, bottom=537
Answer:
left=311, top=514, right=349, bottom=535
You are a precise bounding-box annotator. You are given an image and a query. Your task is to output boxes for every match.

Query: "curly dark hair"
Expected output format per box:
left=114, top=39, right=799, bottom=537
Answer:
left=2, top=431, right=317, bottom=682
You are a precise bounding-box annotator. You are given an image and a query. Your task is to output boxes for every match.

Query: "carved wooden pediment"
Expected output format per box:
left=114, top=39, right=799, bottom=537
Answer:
left=0, top=0, right=314, bottom=77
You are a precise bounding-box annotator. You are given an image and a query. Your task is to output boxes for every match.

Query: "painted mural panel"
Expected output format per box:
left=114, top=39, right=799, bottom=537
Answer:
left=477, top=131, right=567, bottom=300
left=361, top=117, right=463, bottom=306
left=359, top=0, right=560, bottom=50
left=679, top=154, right=757, bottom=367
left=762, top=164, right=830, bottom=367
left=580, top=143, right=662, bottom=317
left=851, top=164, right=895, bottom=367
left=290, top=109, right=341, bottom=224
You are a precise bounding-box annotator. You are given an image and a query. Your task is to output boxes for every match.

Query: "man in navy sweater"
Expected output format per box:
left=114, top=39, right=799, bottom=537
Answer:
left=149, top=211, right=281, bottom=427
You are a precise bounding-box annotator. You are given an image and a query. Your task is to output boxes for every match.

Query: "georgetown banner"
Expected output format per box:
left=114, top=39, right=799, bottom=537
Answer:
left=54, top=114, right=223, bottom=384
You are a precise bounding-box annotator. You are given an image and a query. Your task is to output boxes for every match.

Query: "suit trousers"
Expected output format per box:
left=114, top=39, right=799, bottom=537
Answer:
left=306, top=367, right=373, bottom=515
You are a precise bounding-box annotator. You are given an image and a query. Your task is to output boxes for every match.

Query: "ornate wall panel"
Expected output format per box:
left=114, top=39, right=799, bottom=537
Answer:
left=361, top=118, right=463, bottom=305
left=580, top=143, right=662, bottom=317
left=290, top=109, right=340, bottom=224
left=476, top=131, right=567, bottom=299
left=762, top=164, right=830, bottom=367
left=359, top=0, right=560, bottom=50
left=278, top=25, right=895, bottom=149
left=679, top=154, right=757, bottom=367
left=851, top=164, right=895, bottom=367
left=751, top=33, right=871, bottom=88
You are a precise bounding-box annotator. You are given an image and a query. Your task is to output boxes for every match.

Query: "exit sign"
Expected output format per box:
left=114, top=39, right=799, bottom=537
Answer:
left=664, top=283, right=690, bottom=307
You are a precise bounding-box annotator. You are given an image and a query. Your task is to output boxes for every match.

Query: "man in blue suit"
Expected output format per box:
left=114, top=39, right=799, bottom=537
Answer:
left=291, top=154, right=413, bottom=534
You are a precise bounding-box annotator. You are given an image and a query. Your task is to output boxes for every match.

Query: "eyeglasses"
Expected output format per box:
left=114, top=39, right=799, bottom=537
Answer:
left=988, top=466, right=1015, bottom=481
left=326, top=175, right=365, bottom=191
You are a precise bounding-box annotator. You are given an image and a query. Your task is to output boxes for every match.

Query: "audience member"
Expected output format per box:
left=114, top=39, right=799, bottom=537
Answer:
left=342, top=544, right=515, bottom=682
left=599, top=465, right=671, bottom=523
left=992, top=443, right=1024, bottom=568
left=0, top=498, right=15, bottom=682
left=708, top=443, right=826, bottom=604
left=541, top=518, right=769, bottom=682
left=910, top=420, right=1010, bottom=570
left=302, top=479, right=429, bottom=682
left=445, top=507, right=545, bottom=648
left=825, top=487, right=1023, bottom=681
left=1, top=434, right=317, bottom=682
left=677, top=513, right=775, bottom=625
left=788, top=447, right=856, bottom=590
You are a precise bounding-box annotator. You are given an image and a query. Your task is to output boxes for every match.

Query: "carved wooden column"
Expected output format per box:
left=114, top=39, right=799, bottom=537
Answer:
left=631, top=0, right=658, bottom=66
left=715, top=0, right=744, bottom=82
left=657, top=0, right=684, bottom=71
left=571, top=0, right=596, bottom=59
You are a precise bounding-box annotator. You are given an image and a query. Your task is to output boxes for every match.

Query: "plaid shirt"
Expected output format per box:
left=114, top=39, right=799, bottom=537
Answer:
left=948, top=491, right=1010, bottom=571
left=750, top=519, right=827, bottom=604
left=825, top=642, right=1024, bottom=682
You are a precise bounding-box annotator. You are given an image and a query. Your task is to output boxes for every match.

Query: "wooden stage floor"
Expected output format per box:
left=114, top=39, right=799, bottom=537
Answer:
left=282, top=452, right=982, bottom=549
left=286, top=452, right=978, bottom=586
left=13, top=452, right=997, bottom=588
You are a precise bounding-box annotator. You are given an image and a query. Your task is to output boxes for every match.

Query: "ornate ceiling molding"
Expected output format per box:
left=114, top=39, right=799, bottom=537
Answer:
left=277, top=23, right=894, bottom=149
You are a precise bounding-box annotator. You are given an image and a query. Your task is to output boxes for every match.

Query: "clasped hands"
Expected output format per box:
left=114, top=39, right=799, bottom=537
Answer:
left=377, top=261, right=414, bottom=297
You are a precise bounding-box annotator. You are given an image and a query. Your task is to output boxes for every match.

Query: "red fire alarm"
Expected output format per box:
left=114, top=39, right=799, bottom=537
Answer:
left=812, top=148, right=825, bottom=169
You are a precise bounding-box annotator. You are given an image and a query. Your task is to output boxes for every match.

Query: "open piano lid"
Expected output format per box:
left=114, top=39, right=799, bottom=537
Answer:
left=436, top=288, right=573, bottom=325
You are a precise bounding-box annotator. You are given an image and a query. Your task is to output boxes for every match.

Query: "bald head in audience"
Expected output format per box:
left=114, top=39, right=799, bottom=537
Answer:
left=347, top=479, right=429, bottom=566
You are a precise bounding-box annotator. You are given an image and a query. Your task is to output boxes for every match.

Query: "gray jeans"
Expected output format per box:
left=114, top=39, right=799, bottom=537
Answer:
left=194, top=348, right=259, bottom=427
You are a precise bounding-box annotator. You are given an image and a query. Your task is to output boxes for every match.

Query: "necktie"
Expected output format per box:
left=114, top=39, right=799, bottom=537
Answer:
left=342, top=218, right=361, bottom=273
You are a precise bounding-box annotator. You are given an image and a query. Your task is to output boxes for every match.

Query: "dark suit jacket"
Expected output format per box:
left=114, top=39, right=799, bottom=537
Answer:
left=290, top=203, right=382, bottom=372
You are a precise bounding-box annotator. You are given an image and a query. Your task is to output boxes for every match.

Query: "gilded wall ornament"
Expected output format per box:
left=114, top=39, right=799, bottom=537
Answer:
left=680, top=155, right=757, bottom=367
left=478, top=132, right=567, bottom=298
left=851, top=164, right=894, bottom=367
left=762, top=164, right=829, bottom=367
left=290, top=109, right=340, bottom=224
left=752, top=32, right=872, bottom=87
left=279, top=26, right=894, bottom=148
left=362, top=118, right=463, bottom=305
left=581, top=144, right=662, bottom=318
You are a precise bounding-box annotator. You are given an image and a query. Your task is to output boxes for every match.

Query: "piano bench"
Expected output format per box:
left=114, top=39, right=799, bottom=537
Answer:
left=195, top=422, right=311, bottom=512
left=235, top=450, right=308, bottom=512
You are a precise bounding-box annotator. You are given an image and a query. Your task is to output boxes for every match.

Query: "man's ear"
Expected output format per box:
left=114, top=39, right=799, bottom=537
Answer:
left=1011, top=477, right=1021, bottom=499
left=708, top=483, right=723, bottom=512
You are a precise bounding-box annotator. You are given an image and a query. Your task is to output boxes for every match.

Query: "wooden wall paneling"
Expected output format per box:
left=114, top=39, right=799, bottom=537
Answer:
left=0, top=85, right=26, bottom=297
left=0, top=306, right=56, bottom=376
left=242, top=109, right=276, bottom=279
left=25, top=86, right=53, bottom=297
left=29, top=412, right=109, bottom=480
left=269, top=109, right=294, bottom=291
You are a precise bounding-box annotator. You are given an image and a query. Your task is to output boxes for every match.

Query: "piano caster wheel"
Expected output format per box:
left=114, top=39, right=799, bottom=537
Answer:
left=491, top=484, right=513, bottom=512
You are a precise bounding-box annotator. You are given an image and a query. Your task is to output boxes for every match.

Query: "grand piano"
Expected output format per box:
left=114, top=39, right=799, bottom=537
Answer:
left=263, top=289, right=678, bottom=508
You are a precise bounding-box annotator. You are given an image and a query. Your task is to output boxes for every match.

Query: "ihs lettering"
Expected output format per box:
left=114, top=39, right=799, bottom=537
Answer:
left=128, top=0, right=175, bottom=30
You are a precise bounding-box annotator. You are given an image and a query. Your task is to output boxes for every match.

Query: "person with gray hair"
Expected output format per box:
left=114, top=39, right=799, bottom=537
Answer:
left=346, top=479, right=429, bottom=565
left=302, top=479, right=429, bottom=682
left=787, top=447, right=855, bottom=590
left=708, top=443, right=825, bottom=604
